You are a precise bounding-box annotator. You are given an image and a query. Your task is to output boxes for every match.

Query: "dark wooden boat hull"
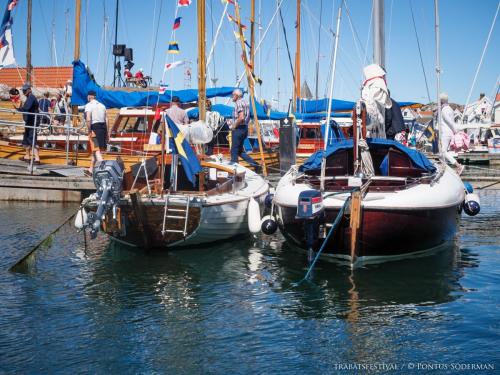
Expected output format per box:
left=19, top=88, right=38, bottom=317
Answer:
left=278, top=204, right=461, bottom=261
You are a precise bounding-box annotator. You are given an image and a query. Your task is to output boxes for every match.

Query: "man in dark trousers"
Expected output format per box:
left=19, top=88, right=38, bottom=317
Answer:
left=39, top=91, right=52, bottom=127
left=14, top=83, right=40, bottom=164
left=385, top=97, right=406, bottom=140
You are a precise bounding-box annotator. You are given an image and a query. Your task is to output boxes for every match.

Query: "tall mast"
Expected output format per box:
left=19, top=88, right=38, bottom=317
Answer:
left=74, top=0, right=81, bottom=61
left=373, top=0, right=385, bottom=69
left=26, top=0, right=32, bottom=83
left=112, top=0, right=119, bottom=87
left=276, top=0, right=280, bottom=110
left=434, top=0, right=442, bottom=157
left=314, top=0, right=323, bottom=99
left=250, top=0, right=255, bottom=77
left=197, top=0, right=206, bottom=121
left=293, top=0, right=301, bottom=111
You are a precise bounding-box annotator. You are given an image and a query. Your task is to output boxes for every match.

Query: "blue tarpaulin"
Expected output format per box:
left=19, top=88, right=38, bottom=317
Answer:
left=299, top=139, right=436, bottom=173
left=296, top=98, right=419, bottom=114
left=188, top=101, right=290, bottom=121
left=71, top=60, right=238, bottom=108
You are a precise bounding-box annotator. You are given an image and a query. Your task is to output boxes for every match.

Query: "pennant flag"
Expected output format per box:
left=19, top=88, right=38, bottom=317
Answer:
left=423, top=122, right=435, bottom=142
left=173, top=17, right=182, bottom=30
left=168, top=41, right=180, bottom=54
left=253, top=73, right=263, bottom=85
left=154, top=107, right=162, bottom=121
left=221, top=0, right=235, bottom=4
left=158, top=84, right=168, bottom=95
left=178, top=0, right=192, bottom=6
left=164, top=60, right=185, bottom=71
left=227, top=14, right=246, bottom=29
left=165, top=114, right=202, bottom=185
left=0, top=0, right=17, bottom=68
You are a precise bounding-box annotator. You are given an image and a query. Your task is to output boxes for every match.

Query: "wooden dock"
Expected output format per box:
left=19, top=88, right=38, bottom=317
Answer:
left=0, top=159, right=95, bottom=202
left=457, top=152, right=500, bottom=165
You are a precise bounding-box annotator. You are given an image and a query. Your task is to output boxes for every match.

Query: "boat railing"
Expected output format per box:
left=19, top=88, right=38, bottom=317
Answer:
left=0, top=108, right=86, bottom=166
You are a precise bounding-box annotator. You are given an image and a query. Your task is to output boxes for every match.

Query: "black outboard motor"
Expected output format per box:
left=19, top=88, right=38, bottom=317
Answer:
left=86, top=160, right=124, bottom=238
left=296, top=190, right=325, bottom=264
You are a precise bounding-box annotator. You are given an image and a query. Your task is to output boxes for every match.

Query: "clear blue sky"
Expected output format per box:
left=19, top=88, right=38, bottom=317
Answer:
left=7, top=0, right=500, bottom=110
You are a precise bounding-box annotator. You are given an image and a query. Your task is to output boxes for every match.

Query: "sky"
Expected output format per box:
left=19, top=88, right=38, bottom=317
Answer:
left=6, top=0, right=500, bottom=111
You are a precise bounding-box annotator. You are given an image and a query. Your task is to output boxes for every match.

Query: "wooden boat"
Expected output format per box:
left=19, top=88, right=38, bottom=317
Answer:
left=80, top=155, right=269, bottom=249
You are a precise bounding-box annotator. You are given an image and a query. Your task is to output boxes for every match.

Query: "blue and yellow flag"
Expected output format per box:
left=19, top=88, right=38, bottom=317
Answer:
left=165, top=114, right=202, bottom=185
left=168, top=41, right=180, bottom=54
left=424, top=120, right=439, bottom=154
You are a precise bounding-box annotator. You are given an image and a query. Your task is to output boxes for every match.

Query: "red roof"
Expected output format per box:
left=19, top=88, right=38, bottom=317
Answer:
left=496, top=93, right=500, bottom=102
left=0, top=66, right=72, bottom=88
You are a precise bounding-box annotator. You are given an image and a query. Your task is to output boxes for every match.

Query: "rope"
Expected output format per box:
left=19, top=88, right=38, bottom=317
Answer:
left=409, top=0, right=431, bottom=103
left=464, top=1, right=500, bottom=113
left=293, top=195, right=352, bottom=286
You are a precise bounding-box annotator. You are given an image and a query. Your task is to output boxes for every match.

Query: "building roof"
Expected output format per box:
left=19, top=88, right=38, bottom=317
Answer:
left=496, top=93, right=500, bottom=103
left=0, top=66, right=72, bottom=88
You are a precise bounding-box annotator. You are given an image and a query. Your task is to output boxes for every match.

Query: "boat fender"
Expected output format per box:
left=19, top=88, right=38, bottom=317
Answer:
left=463, top=181, right=474, bottom=194
left=74, top=208, right=88, bottom=229
left=463, top=193, right=480, bottom=216
left=264, top=193, right=274, bottom=209
left=260, top=215, right=278, bottom=235
left=248, top=198, right=261, bottom=234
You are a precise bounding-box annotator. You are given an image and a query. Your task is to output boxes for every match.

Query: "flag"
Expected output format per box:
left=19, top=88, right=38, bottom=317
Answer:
left=178, top=0, right=192, bottom=6
left=221, top=0, right=235, bottom=4
left=165, top=114, right=202, bottom=185
left=154, top=107, right=162, bottom=121
left=168, top=41, right=180, bottom=54
left=0, top=0, right=17, bottom=68
left=164, top=60, right=185, bottom=71
left=173, top=17, right=182, bottom=30
left=227, top=14, right=246, bottom=29
left=424, top=120, right=439, bottom=154
left=159, top=84, right=168, bottom=95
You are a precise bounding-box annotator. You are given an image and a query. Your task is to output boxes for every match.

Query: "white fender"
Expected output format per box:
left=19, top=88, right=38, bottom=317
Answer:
left=247, top=197, right=261, bottom=234
left=74, top=208, right=88, bottom=229
left=465, top=193, right=480, bottom=205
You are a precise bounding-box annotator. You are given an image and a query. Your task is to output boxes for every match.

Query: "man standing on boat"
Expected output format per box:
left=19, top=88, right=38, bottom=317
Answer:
left=166, top=96, right=189, bottom=128
left=14, top=84, right=41, bottom=164
left=229, top=89, right=259, bottom=171
left=440, top=93, right=464, bottom=175
left=361, top=64, right=392, bottom=139
left=84, top=90, right=108, bottom=174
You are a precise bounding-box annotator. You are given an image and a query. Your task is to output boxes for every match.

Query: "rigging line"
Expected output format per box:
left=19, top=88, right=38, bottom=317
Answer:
left=278, top=6, right=295, bottom=86
left=342, top=0, right=364, bottom=65
left=409, top=0, right=431, bottom=103
left=62, top=7, right=69, bottom=66
left=464, top=1, right=500, bottom=113
left=206, top=1, right=229, bottom=83
left=234, top=0, right=285, bottom=87
left=149, top=0, right=163, bottom=78
left=315, top=0, right=323, bottom=99
left=387, top=0, right=394, bottom=67
left=363, top=0, right=374, bottom=66
left=37, top=1, right=53, bottom=62
left=302, top=0, right=334, bottom=42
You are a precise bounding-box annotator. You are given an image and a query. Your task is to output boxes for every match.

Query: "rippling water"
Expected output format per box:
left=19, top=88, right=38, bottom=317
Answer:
left=0, top=189, right=499, bottom=373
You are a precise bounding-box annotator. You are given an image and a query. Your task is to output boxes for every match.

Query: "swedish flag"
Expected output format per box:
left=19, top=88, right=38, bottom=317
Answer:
left=165, top=114, right=202, bottom=185
left=423, top=121, right=439, bottom=154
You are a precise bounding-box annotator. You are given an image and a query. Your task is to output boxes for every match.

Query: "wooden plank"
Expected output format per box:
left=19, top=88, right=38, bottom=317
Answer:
left=0, top=165, right=49, bottom=176
left=0, top=174, right=95, bottom=190
left=129, top=191, right=151, bottom=250
left=349, top=191, right=362, bottom=263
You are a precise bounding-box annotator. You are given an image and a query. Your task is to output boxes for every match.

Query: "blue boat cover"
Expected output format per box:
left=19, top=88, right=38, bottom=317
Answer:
left=188, top=101, right=290, bottom=121
left=299, top=139, right=436, bottom=173
left=296, top=98, right=419, bottom=114
left=71, top=60, right=239, bottom=108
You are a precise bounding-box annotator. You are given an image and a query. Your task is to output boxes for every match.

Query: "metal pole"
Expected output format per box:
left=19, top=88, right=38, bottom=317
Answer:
left=320, top=6, right=342, bottom=192
left=197, top=0, right=206, bottom=122
left=293, top=0, right=301, bottom=112
left=113, top=0, right=119, bottom=87
left=315, top=0, right=323, bottom=99
left=434, top=0, right=442, bottom=158
left=373, top=0, right=385, bottom=69
left=26, top=0, right=32, bottom=83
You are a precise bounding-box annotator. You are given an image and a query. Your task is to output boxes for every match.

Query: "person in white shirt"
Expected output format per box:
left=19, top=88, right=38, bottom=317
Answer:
left=440, top=92, right=464, bottom=175
left=84, top=90, right=108, bottom=173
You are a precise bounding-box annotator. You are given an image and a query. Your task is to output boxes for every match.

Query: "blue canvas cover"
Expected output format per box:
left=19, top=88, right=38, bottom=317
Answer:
left=188, top=101, right=290, bottom=121
left=296, top=98, right=355, bottom=113
left=71, top=60, right=238, bottom=108
left=299, top=139, right=436, bottom=173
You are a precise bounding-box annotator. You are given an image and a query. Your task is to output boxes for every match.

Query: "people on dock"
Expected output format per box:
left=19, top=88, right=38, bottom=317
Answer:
left=440, top=92, right=464, bottom=175
left=64, top=79, right=72, bottom=105
left=361, top=64, right=392, bottom=139
left=84, top=90, right=108, bottom=174
left=53, top=93, right=68, bottom=130
left=166, top=96, right=189, bottom=127
left=39, top=92, right=52, bottom=126
left=229, top=89, right=259, bottom=171
left=14, top=83, right=41, bottom=164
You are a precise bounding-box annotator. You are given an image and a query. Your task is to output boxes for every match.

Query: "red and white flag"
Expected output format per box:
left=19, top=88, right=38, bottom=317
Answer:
left=178, top=0, right=192, bottom=6
left=164, top=60, right=185, bottom=72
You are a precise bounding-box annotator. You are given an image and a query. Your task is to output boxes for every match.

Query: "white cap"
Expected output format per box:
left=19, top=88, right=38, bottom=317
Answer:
left=439, top=92, right=448, bottom=102
left=232, top=88, right=243, bottom=97
left=363, top=64, right=386, bottom=80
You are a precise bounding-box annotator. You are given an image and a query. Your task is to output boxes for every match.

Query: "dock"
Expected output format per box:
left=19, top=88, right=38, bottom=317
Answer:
left=0, top=159, right=95, bottom=202
left=457, top=152, right=500, bottom=165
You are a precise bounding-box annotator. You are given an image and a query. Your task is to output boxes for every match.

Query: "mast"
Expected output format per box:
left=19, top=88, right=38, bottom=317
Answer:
left=74, top=0, right=81, bottom=61
left=314, top=0, right=323, bottom=99
left=434, top=0, right=442, bottom=157
left=373, top=0, right=385, bottom=69
left=250, top=0, right=255, bottom=76
left=197, top=0, right=206, bottom=121
left=293, top=0, right=301, bottom=111
left=26, top=0, right=32, bottom=83
left=112, top=0, right=119, bottom=87
left=276, top=0, right=280, bottom=110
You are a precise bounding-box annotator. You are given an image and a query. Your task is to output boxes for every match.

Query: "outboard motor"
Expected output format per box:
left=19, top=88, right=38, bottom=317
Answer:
left=86, top=160, right=124, bottom=238
left=296, top=190, right=325, bottom=264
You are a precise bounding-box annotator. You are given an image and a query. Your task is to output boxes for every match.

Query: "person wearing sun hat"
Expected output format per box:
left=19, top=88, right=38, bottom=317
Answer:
left=84, top=89, right=108, bottom=174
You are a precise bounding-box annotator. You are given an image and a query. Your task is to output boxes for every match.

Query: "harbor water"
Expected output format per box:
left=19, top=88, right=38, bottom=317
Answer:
left=0, top=190, right=499, bottom=373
